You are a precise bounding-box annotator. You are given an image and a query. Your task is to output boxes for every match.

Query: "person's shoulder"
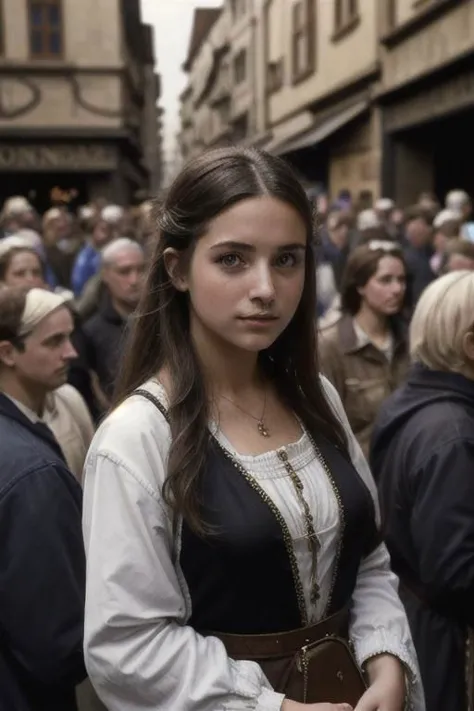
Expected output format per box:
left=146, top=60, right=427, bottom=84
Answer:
left=53, top=383, right=92, bottom=421
left=83, top=309, right=103, bottom=335
left=319, top=374, right=343, bottom=413
left=55, top=382, right=85, bottom=405
left=318, top=318, right=341, bottom=341
left=0, top=427, right=77, bottom=504
left=73, top=244, right=89, bottom=265
left=88, top=380, right=170, bottom=467
left=410, top=398, right=474, bottom=444
left=318, top=316, right=344, bottom=358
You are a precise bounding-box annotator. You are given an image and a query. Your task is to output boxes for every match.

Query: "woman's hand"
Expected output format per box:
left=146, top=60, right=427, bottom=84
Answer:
left=354, top=654, right=406, bottom=711
left=282, top=701, right=353, bottom=711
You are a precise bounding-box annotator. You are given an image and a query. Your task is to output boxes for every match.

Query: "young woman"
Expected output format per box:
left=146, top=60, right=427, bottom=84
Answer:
left=82, top=148, right=423, bottom=711
left=319, top=243, right=409, bottom=458
left=0, top=241, right=46, bottom=289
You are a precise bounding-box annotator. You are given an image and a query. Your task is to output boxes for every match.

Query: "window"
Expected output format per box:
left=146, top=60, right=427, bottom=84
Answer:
left=28, top=0, right=63, bottom=59
left=233, top=49, right=247, bottom=85
left=232, top=113, right=248, bottom=142
left=386, top=0, right=397, bottom=31
left=267, top=59, right=284, bottom=94
left=291, top=0, right=315, bottom=82
left=217, top=99, right=230, bottom=125
left=334, top=0, right=359, bottom=34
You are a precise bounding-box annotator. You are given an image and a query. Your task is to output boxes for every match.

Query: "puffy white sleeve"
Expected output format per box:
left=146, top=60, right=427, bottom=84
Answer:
left=82, top=397, right=284, bottom=711
left=320, top=376, right=425, bottom=711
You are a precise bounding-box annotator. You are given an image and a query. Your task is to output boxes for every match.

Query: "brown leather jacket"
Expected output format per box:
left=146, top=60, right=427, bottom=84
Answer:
left=318, top=314, right=409, bottom=458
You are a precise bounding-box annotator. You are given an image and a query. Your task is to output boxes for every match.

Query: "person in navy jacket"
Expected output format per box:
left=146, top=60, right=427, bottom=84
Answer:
left=0, top=286, right=86, bottom=711
left=371, top=271, right=474, bottom=711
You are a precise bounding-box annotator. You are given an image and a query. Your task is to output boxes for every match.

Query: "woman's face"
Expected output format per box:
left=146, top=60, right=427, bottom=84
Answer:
left=358, top=255, right=406, bottom=316
left=4, top=251, right=45, bottom=289
left=170, top=196, right=307, bottom=354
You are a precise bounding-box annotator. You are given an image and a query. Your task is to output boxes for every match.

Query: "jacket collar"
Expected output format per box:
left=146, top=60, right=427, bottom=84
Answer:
left=338, top=315, right=360, bottom=354
left=0, top=392, right=66, bottom=462
left=99, top=293, right=126, bottom=326
left=408, top=364, right=474, bottom=402
left=337, top=314, right=406, bottom=360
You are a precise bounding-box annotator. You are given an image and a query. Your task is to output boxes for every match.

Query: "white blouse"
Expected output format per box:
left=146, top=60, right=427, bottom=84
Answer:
left=82, top=376, right=425, bottom=711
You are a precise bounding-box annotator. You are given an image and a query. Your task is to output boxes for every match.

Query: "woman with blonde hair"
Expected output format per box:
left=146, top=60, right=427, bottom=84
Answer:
left=371, top=271, right=474, bottom=711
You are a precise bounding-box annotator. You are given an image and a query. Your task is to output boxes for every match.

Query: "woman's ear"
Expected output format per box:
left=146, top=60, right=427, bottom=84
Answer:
left=163, top=248, right=189, bottom=292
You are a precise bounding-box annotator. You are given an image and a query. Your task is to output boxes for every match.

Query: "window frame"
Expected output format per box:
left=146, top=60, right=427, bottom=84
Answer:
left=0, top=0, right=4, bottom=57
left=28, top=0, right=64, bottom=60
left=266, top=58, right=284, bottom=95
left=333, top=0, right=360, bottom=41
left=385, top=0, right=397, bottom=32
left=291, top=0, right=316, bottom=85
left=233, top=48, right=247, bottom=85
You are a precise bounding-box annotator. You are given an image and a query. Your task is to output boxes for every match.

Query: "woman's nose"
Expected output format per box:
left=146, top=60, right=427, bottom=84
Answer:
left=249, top=264, right=276, bottom=303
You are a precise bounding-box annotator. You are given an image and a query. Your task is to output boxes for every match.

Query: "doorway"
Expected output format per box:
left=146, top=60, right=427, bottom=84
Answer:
left=0, top=172, right=91, bottom=214
left=389, top=105, right=474, bottom=205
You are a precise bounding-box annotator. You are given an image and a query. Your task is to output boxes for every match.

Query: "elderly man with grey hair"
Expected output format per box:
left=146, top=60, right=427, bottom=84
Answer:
left=83, top=238, right=145, bottom=409
left=446, top=189, right=474, bottom=242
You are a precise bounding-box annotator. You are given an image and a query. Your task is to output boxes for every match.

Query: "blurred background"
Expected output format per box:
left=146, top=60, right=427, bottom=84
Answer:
left=0, top=0, right=472, bottom=211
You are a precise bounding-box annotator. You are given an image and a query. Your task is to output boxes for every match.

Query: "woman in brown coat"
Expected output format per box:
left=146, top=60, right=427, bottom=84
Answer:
left=319, top=241, right=409, bottom=457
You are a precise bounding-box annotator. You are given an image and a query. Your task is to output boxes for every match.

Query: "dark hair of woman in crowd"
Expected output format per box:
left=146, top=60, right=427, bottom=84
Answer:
left=340, top=241, right=408, bottom=316
left=114, top=146, right=347, bottom=533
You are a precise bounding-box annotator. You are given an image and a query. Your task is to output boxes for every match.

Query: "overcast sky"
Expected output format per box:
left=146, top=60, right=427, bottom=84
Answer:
left=139, top=0, right=222, bottom=180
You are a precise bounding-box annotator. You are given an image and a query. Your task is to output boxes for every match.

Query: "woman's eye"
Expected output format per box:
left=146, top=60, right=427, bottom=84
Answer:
left=276, top=253, right=296, bottom=268
left=218, top=253, right=243, bottom=268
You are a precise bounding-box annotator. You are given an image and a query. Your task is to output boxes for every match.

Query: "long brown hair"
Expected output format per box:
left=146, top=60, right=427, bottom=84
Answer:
left=115, top=146, right=347, bottom=534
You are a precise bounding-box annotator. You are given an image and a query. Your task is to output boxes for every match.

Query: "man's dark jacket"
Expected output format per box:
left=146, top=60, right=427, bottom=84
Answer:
left=0, top=394, right=86, bottom=711
left=83, top=295, right=128, bottom=401
left=370, top=366, right=474, bottom=711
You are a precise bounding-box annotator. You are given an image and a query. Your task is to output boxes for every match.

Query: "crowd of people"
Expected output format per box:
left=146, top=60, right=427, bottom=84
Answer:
left=0, top=148, right=473, bottom=711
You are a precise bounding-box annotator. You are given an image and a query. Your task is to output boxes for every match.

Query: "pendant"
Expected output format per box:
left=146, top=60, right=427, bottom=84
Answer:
left=310, top=583, right=321, bottom=605
left=258, top=420, right=270, bottom=437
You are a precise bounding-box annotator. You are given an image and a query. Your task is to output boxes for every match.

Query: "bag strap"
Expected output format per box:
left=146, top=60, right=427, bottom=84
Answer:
left=134, top=388, right=179, bottom=540
left=135, top=388, right=170, bottom=424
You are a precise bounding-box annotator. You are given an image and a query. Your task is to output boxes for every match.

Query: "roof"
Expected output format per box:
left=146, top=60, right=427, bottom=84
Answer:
left=182, top=7, right=222, bottom=72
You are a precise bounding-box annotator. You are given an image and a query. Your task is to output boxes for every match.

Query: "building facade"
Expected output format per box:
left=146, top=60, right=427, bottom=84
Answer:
left=262, top=0, right=381, bottom=201
left=179, top=0, right=382, bottom=202
left=0, top=0, right=163, bottom=211
left=379, top=0, right=474, bottom=204
left=180, top=0, right=474, bottom=205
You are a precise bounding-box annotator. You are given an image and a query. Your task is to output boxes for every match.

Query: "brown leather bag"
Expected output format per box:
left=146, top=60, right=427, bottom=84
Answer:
left=209, top=609, right=367, bottom=706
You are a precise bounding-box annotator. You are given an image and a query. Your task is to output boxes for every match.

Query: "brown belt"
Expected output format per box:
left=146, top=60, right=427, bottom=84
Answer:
left=201, top=608, right=349, bottom=660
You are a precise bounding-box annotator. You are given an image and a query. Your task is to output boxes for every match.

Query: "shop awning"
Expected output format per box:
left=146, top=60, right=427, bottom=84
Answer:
left=273, top=99, right=369, bottom=156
